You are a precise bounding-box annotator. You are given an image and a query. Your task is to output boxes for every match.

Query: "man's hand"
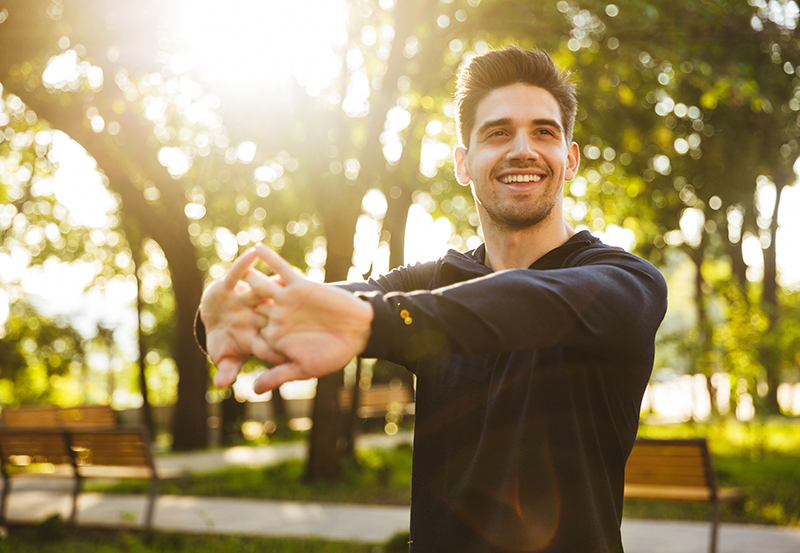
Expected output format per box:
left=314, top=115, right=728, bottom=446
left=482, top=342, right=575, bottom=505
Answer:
left=199, top=248, right=288, bottom=389
left=245, top=243, right=374, bottom=394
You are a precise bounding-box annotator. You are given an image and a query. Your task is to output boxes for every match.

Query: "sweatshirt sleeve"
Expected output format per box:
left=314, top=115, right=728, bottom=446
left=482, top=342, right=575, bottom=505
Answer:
left=356, top=251, right=667, bottom=366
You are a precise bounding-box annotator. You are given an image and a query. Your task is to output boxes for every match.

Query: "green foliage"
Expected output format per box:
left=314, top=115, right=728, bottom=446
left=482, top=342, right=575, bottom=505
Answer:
left=0, top=300, right=87, bottom=404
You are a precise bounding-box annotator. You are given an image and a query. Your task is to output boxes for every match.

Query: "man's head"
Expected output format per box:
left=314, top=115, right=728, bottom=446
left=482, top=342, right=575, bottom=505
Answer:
left=455, top=46, right=577, bottom=148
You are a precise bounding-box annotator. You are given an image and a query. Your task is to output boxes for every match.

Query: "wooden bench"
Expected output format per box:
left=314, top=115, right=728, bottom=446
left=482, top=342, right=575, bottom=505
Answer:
left=0, top=427, right=183, bottom=529
left=338, top=384, right=415, bottom=419
left=624, top=438, right=744, bottom=553
left=1, top=404, right=117, bottom=429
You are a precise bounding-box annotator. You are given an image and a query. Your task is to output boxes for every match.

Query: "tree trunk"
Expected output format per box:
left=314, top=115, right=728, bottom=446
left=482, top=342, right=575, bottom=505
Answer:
left=384, top=176, right=414, bottom=272
left=271, top=386, right=288, bottom=419
left=759, top=177, right=787, bottom=415
left=304, top=198, right=360, bottom=481
left=129, top=222, right=156, bottom=439
left=7, top=85, right=210, bottom=450
left=688, top=238, right=717, bottom=418
left=342, top=358, right=363, bottom=459
left=220, top=393, right=246, bottom=446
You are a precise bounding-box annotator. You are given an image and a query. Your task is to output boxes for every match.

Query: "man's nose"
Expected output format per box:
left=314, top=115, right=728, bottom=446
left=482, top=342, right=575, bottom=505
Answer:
left=507, top=132, right=539, bottom=162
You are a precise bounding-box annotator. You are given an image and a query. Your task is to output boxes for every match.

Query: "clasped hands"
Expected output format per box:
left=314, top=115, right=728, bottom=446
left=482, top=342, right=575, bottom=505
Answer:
left=199, top=243, right=373, bottom=394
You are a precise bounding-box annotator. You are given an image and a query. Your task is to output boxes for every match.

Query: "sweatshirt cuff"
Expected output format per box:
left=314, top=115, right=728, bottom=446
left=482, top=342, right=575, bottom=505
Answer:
left=355, top=291, right=447, bottom=362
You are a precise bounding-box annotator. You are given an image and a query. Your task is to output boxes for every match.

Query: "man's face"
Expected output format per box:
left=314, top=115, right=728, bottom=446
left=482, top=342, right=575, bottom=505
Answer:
left=454, top=83, right=579, bottom=232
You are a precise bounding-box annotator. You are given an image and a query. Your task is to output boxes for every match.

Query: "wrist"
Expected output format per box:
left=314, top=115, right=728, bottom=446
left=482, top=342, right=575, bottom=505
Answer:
left=354, top=295, right=374, bottom=355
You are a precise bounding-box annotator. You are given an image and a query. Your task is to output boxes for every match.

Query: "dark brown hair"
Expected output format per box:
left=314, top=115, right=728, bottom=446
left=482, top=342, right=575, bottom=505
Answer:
left=454, top=46, right=577, bottom=148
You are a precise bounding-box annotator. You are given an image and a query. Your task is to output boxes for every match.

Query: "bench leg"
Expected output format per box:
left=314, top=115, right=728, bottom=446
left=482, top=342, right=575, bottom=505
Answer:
left=709, top=499, right=720, bottom=553
left=0, top=474, right=9, bottom=524
left=144, top=478, right=159, bottom=530
left=69, top=474, right=82, bottom=526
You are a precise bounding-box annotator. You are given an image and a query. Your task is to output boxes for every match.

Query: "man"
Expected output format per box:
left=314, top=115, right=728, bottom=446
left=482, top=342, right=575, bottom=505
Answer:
left=199, top=46, right=668, bottom=552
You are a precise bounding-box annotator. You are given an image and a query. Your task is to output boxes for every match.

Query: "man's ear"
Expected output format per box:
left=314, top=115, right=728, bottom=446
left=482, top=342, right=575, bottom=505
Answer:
left=565, top=142, right=580, bottom=181
left=454, top=146, right=472, bottom=186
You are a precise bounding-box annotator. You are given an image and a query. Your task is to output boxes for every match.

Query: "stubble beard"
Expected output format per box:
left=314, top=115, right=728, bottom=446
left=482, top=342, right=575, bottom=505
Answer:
left=477, top=163, right=561, bottom=231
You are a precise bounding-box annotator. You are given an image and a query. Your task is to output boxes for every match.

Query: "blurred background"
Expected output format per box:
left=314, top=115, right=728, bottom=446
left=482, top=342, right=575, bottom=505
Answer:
left=1, top=0, right=799, bottom=476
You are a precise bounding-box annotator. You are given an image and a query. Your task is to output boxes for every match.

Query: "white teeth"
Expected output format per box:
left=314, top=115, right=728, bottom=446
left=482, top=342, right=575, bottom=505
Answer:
left=500, top=174, right=543, bottom=184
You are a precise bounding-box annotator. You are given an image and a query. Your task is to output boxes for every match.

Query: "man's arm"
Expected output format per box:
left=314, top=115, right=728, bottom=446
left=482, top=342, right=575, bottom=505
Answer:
left=214, top=244, right=665, bottom=391
left=250, top=245, right=667, bottom=372
left=359, top=251, right=667, bottom=365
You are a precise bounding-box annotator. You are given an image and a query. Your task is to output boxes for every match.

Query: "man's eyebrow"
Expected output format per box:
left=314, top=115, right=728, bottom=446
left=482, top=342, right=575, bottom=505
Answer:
left=475, top=117, right=512, bottom=137
left=532, top=118, right=563, bottom=132
left=475, top=117, right=563, bottom=137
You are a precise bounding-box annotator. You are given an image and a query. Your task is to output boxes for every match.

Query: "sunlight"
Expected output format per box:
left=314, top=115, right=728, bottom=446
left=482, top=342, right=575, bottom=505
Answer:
left=404, top=204, right=457, bottom=265
left=0, top=289, right=9, bottom=334
left=172, top=0, right=349, bottom=95
left=39, top=131, right=117, bottom=228
left=778, top=184, right=800, bottom=288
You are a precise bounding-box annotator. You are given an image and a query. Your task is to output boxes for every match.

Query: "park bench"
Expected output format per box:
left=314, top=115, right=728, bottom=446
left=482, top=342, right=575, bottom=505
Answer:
left=0, top=406, right=184, bottom=529
left=1, top=404, right=117, bottom=429
left=624, top=438, right=744, bottom=553
left=338, top=383, right=415, bottom=420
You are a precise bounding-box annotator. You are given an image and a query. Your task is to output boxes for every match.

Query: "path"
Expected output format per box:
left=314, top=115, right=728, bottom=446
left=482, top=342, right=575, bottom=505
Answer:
left=3, top=432, right=800, bottom=552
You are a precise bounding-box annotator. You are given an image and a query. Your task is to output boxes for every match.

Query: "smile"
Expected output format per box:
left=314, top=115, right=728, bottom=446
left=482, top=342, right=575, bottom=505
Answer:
left=499, top=174, right=543, bottom=184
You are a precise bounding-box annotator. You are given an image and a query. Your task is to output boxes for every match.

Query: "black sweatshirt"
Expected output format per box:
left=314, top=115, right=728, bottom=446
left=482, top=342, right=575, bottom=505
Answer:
left=343, top=231, right=668, bottom=553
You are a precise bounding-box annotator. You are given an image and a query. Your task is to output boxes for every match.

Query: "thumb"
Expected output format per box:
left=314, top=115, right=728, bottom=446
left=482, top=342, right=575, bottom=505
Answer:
left=214, top=358, right=244, bottom=388
left=253, top=362, right=305, bottom=395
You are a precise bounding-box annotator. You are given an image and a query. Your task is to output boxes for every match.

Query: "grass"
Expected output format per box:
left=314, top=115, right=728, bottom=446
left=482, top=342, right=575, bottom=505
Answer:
left=99, top=420, right=800, bottom=526
left=0, top=517, right=410, bottom=553
left=97, top=444, right=413, bottom=506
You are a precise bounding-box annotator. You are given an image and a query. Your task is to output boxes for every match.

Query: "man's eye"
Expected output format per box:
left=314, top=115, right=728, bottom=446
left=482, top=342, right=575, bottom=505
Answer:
left=537, top=129, right=554, bottom=136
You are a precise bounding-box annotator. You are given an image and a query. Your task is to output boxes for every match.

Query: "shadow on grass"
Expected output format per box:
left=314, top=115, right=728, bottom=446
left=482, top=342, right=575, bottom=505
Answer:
left=0, top=516, right=410, bottom=553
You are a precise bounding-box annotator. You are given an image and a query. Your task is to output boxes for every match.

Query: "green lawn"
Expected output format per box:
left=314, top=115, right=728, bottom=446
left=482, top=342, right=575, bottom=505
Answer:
left=0, top=519, right=408, bottom=553
left=99, top=420, right=800, bottom=526
left=97, top=445, right=413, bottom=506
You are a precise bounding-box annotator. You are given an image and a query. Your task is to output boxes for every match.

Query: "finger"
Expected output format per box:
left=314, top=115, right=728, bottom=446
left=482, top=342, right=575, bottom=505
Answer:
left=254, top=243, right=300, bottom=284
left=253, top=362, right=305, bottom=394
left=213, top=358, right=244, bottom=388
left=244, top=268, right=285, bottom=300
left=251, top=336, right=289, bottom=365
left=224, top=248, right=259, bottom=288
left=250, top=308, right=269, bottom=327
left=254, top=301, right=273, bottom=317
left=239, top=284, right=277, bottom=310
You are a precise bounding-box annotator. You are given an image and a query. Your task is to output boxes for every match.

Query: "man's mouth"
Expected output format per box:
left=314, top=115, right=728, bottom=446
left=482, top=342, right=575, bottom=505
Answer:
left=499, top=174, right=544, bottom=184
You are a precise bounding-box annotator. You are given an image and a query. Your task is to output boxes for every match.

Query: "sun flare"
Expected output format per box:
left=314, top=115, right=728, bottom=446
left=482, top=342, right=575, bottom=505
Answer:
left=172, top=0, right=349, bottom=94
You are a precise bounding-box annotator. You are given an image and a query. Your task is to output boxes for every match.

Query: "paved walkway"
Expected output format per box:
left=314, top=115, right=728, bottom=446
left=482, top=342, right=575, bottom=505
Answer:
left=3, top=433, right=800, bottom=552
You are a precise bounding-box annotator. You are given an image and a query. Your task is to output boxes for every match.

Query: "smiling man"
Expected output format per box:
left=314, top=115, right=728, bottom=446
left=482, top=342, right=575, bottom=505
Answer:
left=198, top=46, right=668, bottom=553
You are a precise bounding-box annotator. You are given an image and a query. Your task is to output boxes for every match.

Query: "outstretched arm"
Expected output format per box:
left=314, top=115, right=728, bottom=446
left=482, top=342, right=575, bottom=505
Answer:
left=244, top=243, right=374, bottom=394
left=199, top=248, right=288, bottom=388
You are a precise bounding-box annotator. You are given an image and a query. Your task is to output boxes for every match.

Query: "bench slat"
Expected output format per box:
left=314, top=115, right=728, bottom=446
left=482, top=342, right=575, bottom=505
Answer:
left=338, top=385, right=414, bottom=414
left=2, top=405, right=116, bottom=429
left=0, top=431, right=72, bottom=461
left=625, top=484, right=713, bottom=501
left=70, top=432, right=151, bottom=467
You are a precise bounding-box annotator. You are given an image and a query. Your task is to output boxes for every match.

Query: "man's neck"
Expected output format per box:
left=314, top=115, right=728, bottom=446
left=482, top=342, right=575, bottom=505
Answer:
left=482, top=216, right=575, bottom=271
